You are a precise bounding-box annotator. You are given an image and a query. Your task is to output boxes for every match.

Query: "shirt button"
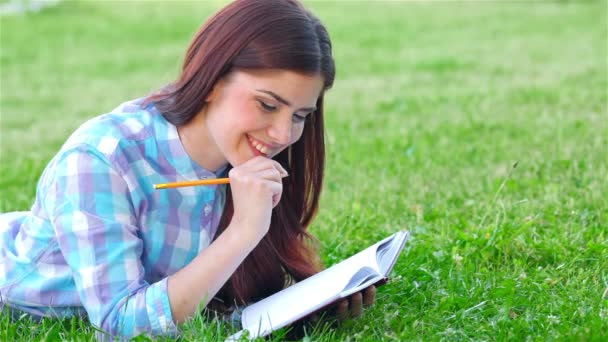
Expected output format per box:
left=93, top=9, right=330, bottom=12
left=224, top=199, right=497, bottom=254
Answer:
left=204, top=204, right=212, bottom=216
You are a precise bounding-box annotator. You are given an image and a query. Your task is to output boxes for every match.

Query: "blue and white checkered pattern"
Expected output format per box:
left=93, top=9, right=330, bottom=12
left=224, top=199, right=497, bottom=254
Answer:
left=0, top=99, right=227, bottom=338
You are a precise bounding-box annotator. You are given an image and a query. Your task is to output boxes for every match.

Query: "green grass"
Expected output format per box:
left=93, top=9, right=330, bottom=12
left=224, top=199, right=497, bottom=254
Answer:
left=1, top=0, right=607, bottom=340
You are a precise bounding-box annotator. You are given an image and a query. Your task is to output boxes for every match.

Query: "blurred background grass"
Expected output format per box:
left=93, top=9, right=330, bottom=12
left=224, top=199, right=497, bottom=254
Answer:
left=1, top=0, right=607, bottom=340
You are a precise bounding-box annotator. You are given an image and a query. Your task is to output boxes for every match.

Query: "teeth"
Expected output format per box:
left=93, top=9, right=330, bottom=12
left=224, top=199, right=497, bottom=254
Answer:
left=255, top=144, right=268, bottom=155
left=249, top=136, right=269, bottom=156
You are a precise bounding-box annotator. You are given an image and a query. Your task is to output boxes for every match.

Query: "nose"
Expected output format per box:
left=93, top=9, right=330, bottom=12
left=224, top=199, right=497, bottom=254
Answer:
left=267, top=114, right=292, bottom=145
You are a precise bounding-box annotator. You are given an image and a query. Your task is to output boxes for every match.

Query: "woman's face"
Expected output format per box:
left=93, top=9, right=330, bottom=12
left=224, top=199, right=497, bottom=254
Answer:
left=202, top=69, right=324, bottom=169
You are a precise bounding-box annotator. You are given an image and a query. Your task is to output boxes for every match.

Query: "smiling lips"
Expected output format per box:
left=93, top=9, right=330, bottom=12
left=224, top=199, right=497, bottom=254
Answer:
left=247, top=135, right=271, bottom=157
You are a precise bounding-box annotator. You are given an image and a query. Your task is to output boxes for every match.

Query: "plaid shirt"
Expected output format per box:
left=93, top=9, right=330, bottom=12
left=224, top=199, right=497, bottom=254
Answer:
left=0, top=99, right=227, bottom=338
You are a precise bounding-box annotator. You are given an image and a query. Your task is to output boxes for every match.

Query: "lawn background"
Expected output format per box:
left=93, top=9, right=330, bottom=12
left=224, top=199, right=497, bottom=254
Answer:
left=1, top=0, right=607, bottom=340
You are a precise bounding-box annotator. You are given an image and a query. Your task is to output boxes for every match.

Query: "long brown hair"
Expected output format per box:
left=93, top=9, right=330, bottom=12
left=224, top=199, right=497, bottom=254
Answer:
left=145, top=0, right=334, bottom=307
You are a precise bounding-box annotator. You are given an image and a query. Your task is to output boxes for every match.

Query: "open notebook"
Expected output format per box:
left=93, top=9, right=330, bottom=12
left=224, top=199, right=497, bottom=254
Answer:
left=227, top=230, right=410, bottom=340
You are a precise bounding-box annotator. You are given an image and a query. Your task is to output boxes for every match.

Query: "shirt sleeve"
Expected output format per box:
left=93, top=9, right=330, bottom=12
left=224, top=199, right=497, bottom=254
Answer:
left=44, top=145, right=178, bottom=338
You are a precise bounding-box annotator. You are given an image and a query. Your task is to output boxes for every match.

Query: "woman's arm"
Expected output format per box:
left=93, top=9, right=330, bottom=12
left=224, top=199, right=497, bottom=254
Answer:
left=167, top=221, right=257, bottom=323
left=48, top=147, right=178, bottom=338
left=49, top=145, right=284, bottom=336
left=168, top=155, right=287, bottom=323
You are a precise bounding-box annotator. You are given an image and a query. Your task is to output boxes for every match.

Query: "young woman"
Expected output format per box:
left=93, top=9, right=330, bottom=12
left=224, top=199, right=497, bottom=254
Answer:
left=0, top=0, right=375, bottom=338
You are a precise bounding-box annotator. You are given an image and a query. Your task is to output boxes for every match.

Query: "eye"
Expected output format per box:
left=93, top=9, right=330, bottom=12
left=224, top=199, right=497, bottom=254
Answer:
left=258, top=100, right=277, bottom=112
left=292, top=114, right=307, bottom=123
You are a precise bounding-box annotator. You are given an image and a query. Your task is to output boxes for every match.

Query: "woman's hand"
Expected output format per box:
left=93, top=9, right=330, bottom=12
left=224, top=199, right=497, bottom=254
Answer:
left=228, top=156, right=288, bottom=241
left=306, top=285, right=377, bottom=327
left=333, top=285, right=377, bottom=321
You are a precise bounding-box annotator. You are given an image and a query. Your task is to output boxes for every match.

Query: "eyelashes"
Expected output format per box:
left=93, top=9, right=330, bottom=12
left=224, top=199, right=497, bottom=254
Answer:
left=292, top=114, right=306, bottom=123
left=257, top=100, right=308, bottom=124
left=258, top=100, right=277, bottom=112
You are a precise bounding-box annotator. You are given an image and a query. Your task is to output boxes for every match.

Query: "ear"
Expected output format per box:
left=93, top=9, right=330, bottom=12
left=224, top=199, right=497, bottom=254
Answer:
left=205, top=86, right=218, bottom=103
left=205, top=77, right=225, bottom=103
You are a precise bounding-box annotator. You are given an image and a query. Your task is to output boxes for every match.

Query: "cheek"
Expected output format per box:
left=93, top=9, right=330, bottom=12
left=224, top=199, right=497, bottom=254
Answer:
left=290, top=124, right=305, bottom=144
left=216, top=101, right=259, bottom=132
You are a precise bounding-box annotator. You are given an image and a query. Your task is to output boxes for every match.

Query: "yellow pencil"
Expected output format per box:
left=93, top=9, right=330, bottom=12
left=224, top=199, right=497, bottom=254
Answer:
left=154, top=178, right=230, bottom=189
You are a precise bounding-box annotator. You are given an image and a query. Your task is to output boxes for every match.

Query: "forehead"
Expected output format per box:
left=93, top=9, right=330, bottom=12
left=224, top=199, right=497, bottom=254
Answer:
left=224, top=69, right=324, bottom=104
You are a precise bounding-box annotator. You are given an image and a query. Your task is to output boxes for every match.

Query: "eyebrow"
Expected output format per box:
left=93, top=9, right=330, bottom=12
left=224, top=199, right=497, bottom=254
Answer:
left=256, top=89, right=317, bottom=112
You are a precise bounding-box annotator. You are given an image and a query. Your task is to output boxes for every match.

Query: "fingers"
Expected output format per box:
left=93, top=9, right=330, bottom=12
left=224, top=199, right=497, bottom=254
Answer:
left=254, top=168, right=284, bottom=183
left=350, top=292, right=363, bottom=318
left=269, top=183, right=283, bottom=208
left=229, top=159, right=286, bottom=187
left=267, top=160, right=288, bottom=178
left=308, top=313, right=320, bottom=324
left=363, top=285, right=376, bottom=307
left=333, top=286, right=376, bottom=323
left=335, top=299, right=349, bottom=322
left=335, top=292, right=362, bottom=322
left=242, top=156, right=288, bottom=177
left=277, top=164, right=288, bottom=178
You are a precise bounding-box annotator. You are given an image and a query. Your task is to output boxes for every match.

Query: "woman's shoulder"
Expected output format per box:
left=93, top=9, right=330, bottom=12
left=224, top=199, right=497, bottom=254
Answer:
left=61, top=98, right=159, bottom=155
left=83, top=98, right=155, bottom=137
